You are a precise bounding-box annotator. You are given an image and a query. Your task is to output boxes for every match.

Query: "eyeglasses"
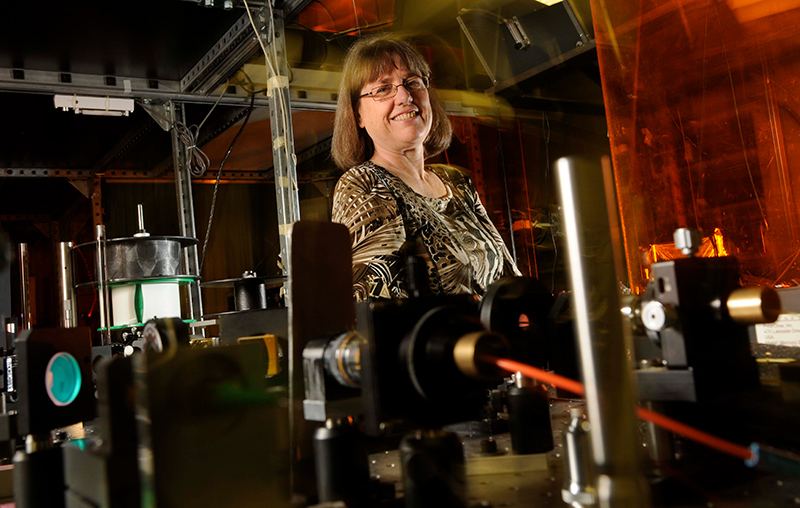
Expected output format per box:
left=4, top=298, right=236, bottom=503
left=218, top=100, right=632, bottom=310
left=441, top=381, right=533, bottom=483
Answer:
left=358, top=76, right=430, bottom=102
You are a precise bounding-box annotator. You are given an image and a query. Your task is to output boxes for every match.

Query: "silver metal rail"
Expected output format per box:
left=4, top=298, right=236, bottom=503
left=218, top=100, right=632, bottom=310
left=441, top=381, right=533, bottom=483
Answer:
left=262, top=12, right=301, bottom=278
left=555, top=156, right=649, bottom=508
left=170, top=101, right=204, bottom=323
left=95, top=225, right=112, bottom=345
left=19, top=244, right=31, bottom=330
left=56, top=242, right=78, bottom=328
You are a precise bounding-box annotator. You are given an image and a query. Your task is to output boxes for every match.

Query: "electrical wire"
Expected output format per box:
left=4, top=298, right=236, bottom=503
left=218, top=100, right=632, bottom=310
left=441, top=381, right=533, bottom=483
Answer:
left=135, top=83, right=227, bottom=178
left=351, top=0, right=362, bottom=37
left=325, top=19, right=392, bottom=39
left=243, top=0, right=292, bottom=176
left=199, top=93, right=257, bottom=273
left=518, top=119, right=538, bottom=278
left=494, top=102, right=518, bottom=264
left=289, top=19, right=393, bottom=42
left=311, top=0, right=337, bottom=27
left=74, top=247, right=98, bottom=319
left=182, top=83, right=228, bottom=177
left=486, top=356, right=755, bottom=462
left=243, top=0, right=301, bottom=272
left=542, top=112, right=557, bottom=292
left=175, top=122, right=211, bottom=177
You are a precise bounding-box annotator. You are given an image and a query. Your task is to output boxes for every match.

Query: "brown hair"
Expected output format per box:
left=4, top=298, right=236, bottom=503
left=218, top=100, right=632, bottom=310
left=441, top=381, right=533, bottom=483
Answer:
left=331, top=34, right=453, bottom=170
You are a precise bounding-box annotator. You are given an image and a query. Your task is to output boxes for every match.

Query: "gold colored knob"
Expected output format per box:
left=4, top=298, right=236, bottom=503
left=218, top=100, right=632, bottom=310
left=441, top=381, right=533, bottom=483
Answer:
left=453, top=331, right=510, bottom=379
left=727, top=287, right=781, bottom=324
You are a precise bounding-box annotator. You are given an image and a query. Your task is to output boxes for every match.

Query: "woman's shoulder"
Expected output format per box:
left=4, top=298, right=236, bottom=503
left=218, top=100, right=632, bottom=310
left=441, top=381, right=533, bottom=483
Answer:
left=332, top=162, right=398, bottom=224
left=336, top=162, right=383, bottom=192
left=428, top=163, right=469, bottom=180
left=427, top=164, right=473, bottom=190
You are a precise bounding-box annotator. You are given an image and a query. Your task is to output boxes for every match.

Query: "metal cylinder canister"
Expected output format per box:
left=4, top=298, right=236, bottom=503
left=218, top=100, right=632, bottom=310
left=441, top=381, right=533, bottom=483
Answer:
left=562, top=407, right=597, bottom=507
left=233, top=278, right=268, bottom=311
left=507, top=373, right=554, bottom=454
left=313, top=421, right=370, bottom=508
left=13, top=440, right=65, bottom=508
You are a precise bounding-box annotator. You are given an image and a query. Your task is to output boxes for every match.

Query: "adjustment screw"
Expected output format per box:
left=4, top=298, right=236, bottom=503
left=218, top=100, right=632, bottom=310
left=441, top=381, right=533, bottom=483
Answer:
left=673, top=228, right=702, bottom=257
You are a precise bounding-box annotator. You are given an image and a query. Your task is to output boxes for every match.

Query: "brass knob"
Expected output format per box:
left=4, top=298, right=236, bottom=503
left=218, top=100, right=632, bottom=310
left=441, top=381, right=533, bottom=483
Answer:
left=727, top=287, right=781, bottom=324
left=453, top=331, right=510, bottom=379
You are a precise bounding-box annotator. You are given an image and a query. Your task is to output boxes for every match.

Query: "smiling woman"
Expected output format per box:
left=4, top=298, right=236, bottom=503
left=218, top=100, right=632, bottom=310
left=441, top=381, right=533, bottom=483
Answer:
left=331, top=34, right=520, bottom=301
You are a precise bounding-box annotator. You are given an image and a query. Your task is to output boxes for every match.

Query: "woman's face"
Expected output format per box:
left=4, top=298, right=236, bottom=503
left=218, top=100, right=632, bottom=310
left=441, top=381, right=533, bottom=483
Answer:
left=357, top=64, right=432, bottom=158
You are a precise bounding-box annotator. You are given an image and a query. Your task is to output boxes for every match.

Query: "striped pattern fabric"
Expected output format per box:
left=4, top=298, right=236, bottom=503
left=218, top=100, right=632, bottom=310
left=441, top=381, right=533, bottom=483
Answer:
left=332, top=161, right=519, bottom=301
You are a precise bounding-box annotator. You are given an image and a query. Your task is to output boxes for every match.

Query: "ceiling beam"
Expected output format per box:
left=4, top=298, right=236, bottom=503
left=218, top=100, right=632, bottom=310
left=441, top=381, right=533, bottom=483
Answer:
left=180, top=11, right=265, bottom=95
left=276, top=0, right=314, bottom=21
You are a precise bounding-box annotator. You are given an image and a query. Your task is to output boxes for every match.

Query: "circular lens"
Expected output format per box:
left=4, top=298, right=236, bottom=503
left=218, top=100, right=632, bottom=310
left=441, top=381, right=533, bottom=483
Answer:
left=45, top=352, right=82, bottom=407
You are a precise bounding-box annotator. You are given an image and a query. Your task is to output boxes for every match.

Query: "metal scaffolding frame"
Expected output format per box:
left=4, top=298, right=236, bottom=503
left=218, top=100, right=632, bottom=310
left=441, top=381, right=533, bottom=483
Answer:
left=169, top=101, right=205, bottom=322
left=0, top=3, right=312, bottom=321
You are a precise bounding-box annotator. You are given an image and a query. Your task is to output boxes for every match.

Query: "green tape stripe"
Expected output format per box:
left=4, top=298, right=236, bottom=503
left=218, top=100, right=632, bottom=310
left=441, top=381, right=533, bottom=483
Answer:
left=134, top=284, right=144, bottom=324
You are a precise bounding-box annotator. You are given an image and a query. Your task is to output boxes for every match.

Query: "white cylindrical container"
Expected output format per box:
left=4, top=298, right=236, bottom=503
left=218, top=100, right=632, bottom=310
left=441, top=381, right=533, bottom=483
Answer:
left=110, top=282, right=182, bottom=328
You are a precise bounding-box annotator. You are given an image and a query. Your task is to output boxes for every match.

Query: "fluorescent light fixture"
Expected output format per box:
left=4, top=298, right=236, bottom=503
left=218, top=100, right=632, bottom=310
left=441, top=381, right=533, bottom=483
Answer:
left=53, top=94, right=135, bottom=117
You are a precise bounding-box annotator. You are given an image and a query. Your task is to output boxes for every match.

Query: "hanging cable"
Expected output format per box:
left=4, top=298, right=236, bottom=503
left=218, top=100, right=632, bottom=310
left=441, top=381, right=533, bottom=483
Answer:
left=485, top=356, right=755, bottom=462
left=243, top=0, right=293, bottom=187
left=181, top=82, right=228, bottom=177
left=137, top=83, right=228, bottom=178
left=199, top=93, right=257, bottom=274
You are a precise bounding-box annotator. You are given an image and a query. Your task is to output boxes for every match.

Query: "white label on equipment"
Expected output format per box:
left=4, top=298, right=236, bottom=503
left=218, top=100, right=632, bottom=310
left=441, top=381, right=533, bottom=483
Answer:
left=755, top=313, right=800, bottom=346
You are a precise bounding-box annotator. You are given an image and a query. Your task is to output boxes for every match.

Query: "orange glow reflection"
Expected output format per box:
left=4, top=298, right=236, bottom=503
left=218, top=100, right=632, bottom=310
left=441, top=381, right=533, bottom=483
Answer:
left=713, top=228, right=729, bottom=256
left=591, top=0, right=800, bottom=291
left=645, top=229, right=730, bottom=267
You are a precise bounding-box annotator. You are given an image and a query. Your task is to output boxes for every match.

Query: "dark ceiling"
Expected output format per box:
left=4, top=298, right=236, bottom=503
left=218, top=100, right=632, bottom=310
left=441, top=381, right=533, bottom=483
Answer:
left=0, top=1, right=262, bottom=225
left=0, top=93, right=168, bottom=170
left=0, top=1, right=243, bottom=80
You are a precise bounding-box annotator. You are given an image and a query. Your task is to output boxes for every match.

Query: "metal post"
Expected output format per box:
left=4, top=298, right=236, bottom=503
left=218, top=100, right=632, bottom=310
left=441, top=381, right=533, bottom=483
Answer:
left=91, top=176, right=103, bottom=227
left=169, top=101, right=204, bottom=322
left=264, top=12, right=301, bottom=277
left=18, top=244, right=31, bottom=331
left=137, top=204, right=146, bottom=233
left=555, top=156, right=649, bottom=508
left=56, top=242, right=78, bottom=328
left=260, top=8, right=302, bottom=500
left=95, top=225, right=112, bottom=345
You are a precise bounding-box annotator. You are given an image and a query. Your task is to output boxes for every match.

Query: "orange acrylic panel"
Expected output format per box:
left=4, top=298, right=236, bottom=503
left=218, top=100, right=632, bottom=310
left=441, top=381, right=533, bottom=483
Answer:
left=590, top=0, right=800, bottom=291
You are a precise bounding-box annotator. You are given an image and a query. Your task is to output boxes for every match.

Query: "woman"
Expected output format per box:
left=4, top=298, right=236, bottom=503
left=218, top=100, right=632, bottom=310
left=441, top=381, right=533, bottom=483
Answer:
left=331, top=34, right=519, bottom=301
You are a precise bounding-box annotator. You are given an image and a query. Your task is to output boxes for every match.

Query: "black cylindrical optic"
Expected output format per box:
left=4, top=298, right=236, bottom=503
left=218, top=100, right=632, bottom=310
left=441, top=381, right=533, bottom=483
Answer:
left=13, top=447, right=65, bottom=508
left=399, top=430, right=466, bottom=508
left=507, top=377, right=554, bottom=454
left=313, top=423, right=371, bottom=508
left=233, top=279, right=268, bottom=311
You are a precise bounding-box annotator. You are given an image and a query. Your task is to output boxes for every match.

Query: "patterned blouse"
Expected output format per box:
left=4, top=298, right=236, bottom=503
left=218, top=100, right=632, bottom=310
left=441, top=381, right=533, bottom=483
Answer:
left=332, top=161, right=520, bottom=301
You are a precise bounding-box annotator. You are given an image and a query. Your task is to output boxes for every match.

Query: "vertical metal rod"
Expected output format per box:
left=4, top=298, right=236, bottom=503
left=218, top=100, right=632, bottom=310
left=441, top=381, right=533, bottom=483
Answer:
left=170, top=101, right=204, bottom=323
left=261, top=9, right=301, bottom=499
left=643, top=401, right=673, bottom=464
left=18, top=244, right=31, bottom=331
left=137, top=204, right=146, bottom=233
left=56, top=242, right=78, bottom=328
left=555, top=156, right=649, bottom=508
left=95, top=225, right=112, bottom=345
left=265, top=13, right=301, bottom=278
